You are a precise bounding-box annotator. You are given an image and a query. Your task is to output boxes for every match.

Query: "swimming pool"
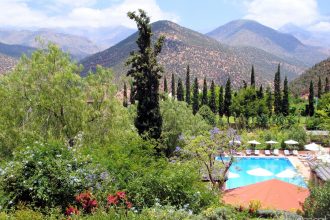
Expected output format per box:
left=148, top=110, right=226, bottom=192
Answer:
left=215, top=157, right=307, bottom=189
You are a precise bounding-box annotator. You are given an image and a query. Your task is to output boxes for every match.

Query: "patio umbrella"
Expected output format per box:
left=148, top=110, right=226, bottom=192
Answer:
left=223, top=179, right=309, bottom=211
left=265, top=140, right=278, bottom=144
left=304, top=143, right=323, bottom=151
left=248, top=140, right=261, bottom=145
left=284, top=140, right=299, bottom=145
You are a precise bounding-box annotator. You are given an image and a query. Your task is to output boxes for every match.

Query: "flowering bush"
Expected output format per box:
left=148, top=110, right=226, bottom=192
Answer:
left=65, top=205, right=79, bottom=216
left=75, top=191, right=98, bottom=213
left=0, top=141, right=110, bottom=210
left=107, top=191, right=132, bottom=210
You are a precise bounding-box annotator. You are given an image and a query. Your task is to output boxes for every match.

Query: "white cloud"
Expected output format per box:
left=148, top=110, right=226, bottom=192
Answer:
left=0, top=0, right=179, bottom=28
left=244, top=0, right=320, bottom=29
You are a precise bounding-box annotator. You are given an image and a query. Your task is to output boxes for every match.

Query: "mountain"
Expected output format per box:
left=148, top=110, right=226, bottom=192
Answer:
left=279, top=24, right=330, bottom=55
left=57, top=26, right=136, bottom=50
left=207, top=19, right=328, bottom=66
left=0, top=53, right=17, bottom=74
left=0, top=42, right=34, bottom=58
left=0, top=29, right=101, bottom=60
left=81, top=20, right=308, bottom=88
left=290, top=58, right=330, bottom=96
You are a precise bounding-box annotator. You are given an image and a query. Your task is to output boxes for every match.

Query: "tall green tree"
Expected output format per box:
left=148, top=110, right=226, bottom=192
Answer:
left=266, top=87, right=273, bottom=116
left=224, top=78, right=232, bottom=122
left=282, top=76, right=289, bottom=116
left=185, top=65, right=191, bottom=105
left=130, top=83, right=136, bottom=104
left=274, top=64, right=282, bottom=115
left=171, top=73, right=175, bottom=98
left=201, top=77, right=208, bottom=106
left=192, top=78, right=199, bottom=115
left=126, top=9, right=164, bottom=139
left=219, top=86, right=224, bottom=117
left=318, top=76, right=322, bottom=98
left=308, top=81, right=315, bottom=116
left=257, top=85, right=263, bottom=99
left=123, top=82, right=128, bottom=107
left=209, top=80, right=216, bottom=113
left=325, top=77, right=329, bottom=93
left=177, top=78, right=184, bottom=101
left=251, top=65, right=255, bottom=88
left=163, top=76, right=168, bottom=93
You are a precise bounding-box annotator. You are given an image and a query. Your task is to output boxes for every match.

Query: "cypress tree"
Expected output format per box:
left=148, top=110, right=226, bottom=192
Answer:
left=130, top=83, right=136, bottom=104
left=257, top=85, right=263, bottom=99
left=201, top=77, right=208, bottom=106
left=164, top=76, right=168, bottom=93
left=318, top=76, right=322, bottom=98
left=308, top=81, right=314, bottom=116
left=282, top=76, right=289, bottom=116
left=192, top=78, right=199, bottom=115
left=274, top=64, right=282, bottom=115
left=251, top=65, right=255, bottom=88
left=325, top=77, right=329, bottom=93
left=224, top=78, right=232, bottom=122
left=177, top=78, right=184, bottom=101
left=185, top=65, right=191, bottom=105
left=209, top=80, right=216, bottom=113
left=171, top=73, right=175, bottom=98
left=266, top=87, right=272, bottom=116
left=243, top=80, right=247, bottom=89
left=123, top=82, right=128, bottom=107
left=126, top=9, right=164, bottom=139
left=219, top=86, right=224, bottom=117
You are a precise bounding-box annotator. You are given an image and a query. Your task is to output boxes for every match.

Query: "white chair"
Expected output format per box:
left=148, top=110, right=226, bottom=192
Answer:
left=292, top=150, right=299, bottom=156
left=273, top=149, right=279, bottom=156
left=246, top=149, right=252, bottom=156
left=265, top=150, right=271, bottom=156
left=254, top=149, right=260, bottom=155
left=284, top=150, right=290, bottom=156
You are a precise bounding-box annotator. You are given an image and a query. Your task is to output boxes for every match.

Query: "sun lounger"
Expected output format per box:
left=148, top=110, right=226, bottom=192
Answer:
left=246, top=149, right=252, bottom=156
left=292, top=150, right=298, bottom=156
left=265, top=150, right=271, bottom=156
left=254, top=150, right=260, bottom=155
left=284, top=150, right=290, bottom=156
left=273, top=149, right=279, bottom=156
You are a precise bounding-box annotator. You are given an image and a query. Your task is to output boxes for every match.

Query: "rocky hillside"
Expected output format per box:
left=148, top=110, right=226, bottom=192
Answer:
left=0, top=53, right=17, bottom=74
left=290, top=58, right=330, bottom=96
left=81, top=20, right=307, bottom=88
left=207, top=19, right=328, bottom=66
left=0, top=42, right=34, bottom=58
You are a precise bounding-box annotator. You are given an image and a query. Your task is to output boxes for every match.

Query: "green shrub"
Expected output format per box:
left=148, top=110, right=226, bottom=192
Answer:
left=198, top=105, right=216, bottom=126
left=0, top=141, right=110, bottom=210
left=306, top=117, right=322, bottom=130
left=304, top=182, right=330, bottom=219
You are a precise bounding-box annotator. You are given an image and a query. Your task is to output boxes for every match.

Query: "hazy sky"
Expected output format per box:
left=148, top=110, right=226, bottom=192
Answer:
left=1, top=0, right=329, bottom=32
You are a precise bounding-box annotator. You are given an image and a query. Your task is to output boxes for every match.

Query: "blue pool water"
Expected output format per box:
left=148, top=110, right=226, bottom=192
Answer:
left=215, top=157, right=307, bottom=189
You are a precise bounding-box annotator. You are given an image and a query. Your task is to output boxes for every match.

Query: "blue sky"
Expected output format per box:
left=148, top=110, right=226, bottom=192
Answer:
left=0, top=0, right=329, bottom=33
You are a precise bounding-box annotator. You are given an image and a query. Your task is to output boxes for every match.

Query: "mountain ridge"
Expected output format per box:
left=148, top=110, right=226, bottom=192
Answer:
left=81, top=20, right=308, bottom=87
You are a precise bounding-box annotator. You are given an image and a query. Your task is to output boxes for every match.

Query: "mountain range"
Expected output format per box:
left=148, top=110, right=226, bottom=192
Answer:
left=0, top=29, right=101, bottom=60
left=81, top=20, right=312, bottom=87
left=207, top=19, right=328, bottom=66
left=0, top=19, right=329, bottom=86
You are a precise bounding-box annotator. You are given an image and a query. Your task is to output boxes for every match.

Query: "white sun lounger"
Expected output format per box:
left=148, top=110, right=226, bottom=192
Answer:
left=265, top=150, right=271, bottom=156
left=273, top=149, right=279, bottom=156
left=284, top=150, right=290, bottom=156
left=292, top=150, right=298, bottom=156
left=246, top=149, right=252, bottom=156
left=254, top=149, right=260, bottom=155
